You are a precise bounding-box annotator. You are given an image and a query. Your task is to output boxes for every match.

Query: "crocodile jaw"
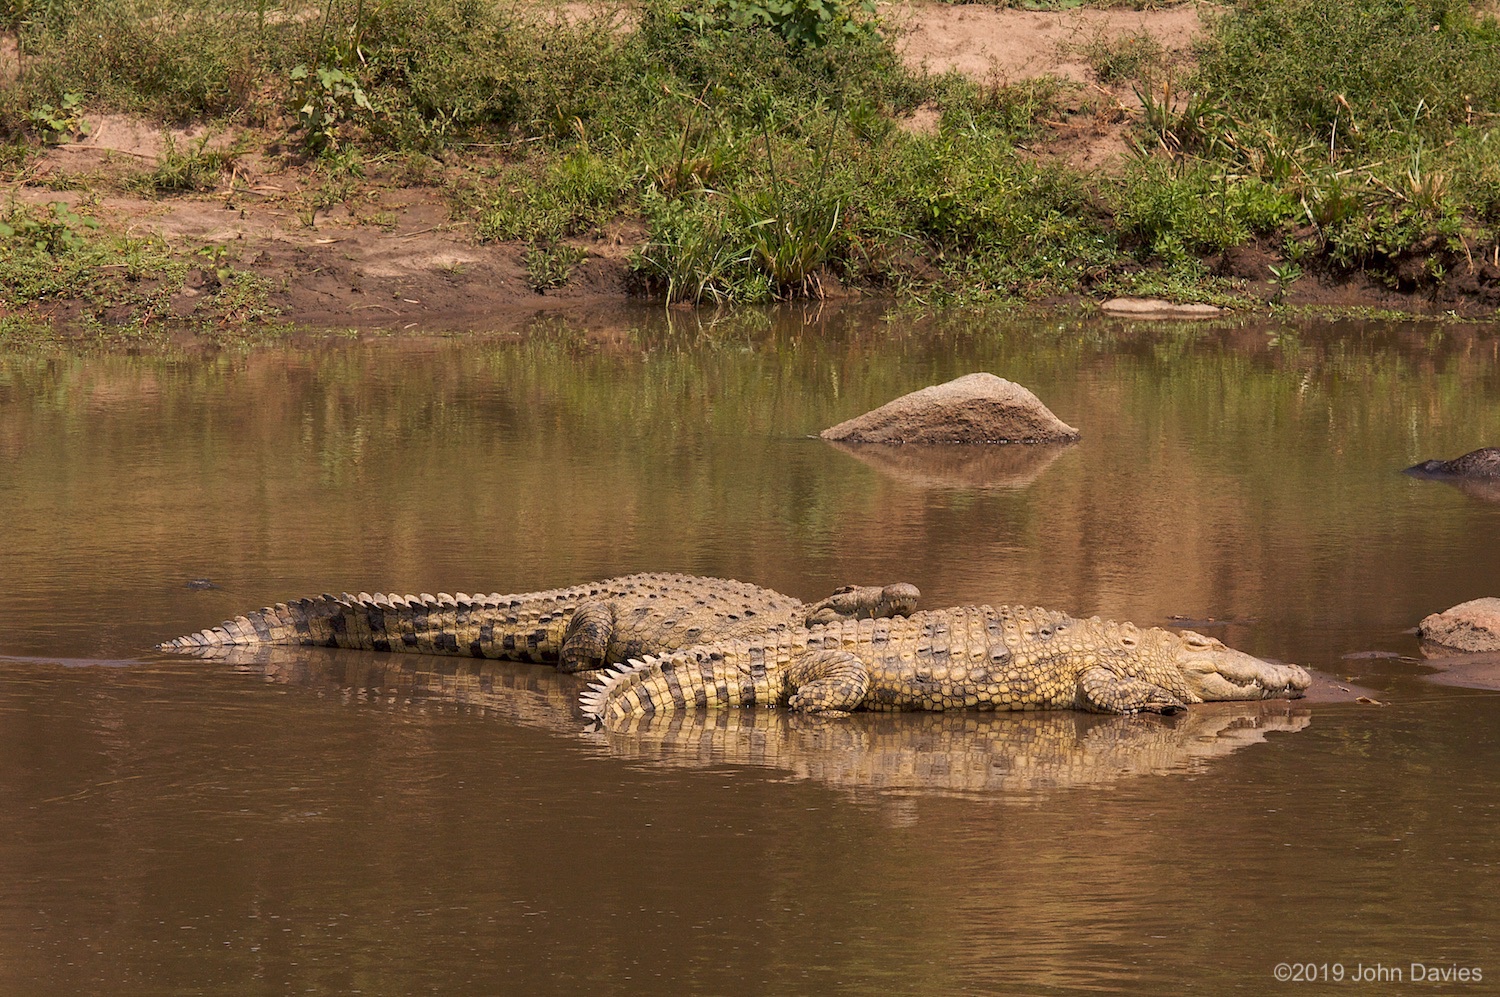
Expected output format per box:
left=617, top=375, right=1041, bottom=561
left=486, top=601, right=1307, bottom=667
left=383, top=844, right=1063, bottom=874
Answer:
left=1174, top=630, right=1311, bottom=702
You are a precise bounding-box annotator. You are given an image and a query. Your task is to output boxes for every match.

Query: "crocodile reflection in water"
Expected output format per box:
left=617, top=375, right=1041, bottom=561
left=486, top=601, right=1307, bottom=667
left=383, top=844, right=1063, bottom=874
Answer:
left=603, top=705, right=1309, bottom=794
left=207, top=645, right=1309, bottom=796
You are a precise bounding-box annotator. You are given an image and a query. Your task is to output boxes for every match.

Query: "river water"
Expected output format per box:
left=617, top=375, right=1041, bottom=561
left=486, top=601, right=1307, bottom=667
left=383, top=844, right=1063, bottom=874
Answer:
left=1, top=307, right=1497, bottom=994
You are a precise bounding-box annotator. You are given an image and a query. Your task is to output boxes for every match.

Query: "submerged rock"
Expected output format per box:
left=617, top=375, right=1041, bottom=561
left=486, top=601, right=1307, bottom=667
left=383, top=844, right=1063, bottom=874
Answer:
left=1418, top=597, right=1500, bottom=653
left=820, top=372, right=1080, bottom=444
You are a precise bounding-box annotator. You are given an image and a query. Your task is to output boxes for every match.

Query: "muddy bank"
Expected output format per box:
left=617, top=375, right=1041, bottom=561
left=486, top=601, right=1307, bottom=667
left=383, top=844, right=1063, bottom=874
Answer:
left=14, top=149, right=1491, bottom=333
left=6, top=2, right=1500, bottom=332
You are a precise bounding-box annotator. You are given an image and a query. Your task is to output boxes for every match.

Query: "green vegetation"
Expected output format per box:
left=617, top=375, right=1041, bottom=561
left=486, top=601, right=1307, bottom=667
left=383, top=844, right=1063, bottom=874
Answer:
left=3, top=0, right=1500, bottom=321
left=135, top=132, right=238, bottom=193
left=1184, top=0, right=1500, bottom=274
left=0, top=199, right=279, bottom=328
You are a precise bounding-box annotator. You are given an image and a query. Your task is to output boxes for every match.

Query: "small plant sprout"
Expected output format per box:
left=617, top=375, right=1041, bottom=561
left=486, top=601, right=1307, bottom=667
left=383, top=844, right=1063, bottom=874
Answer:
left=1267, top=261, right=1304, bottom=304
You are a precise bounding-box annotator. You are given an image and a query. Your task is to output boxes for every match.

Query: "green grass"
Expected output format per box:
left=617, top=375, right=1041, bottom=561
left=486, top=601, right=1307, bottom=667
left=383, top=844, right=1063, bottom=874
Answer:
left=4, top=0, right=1500, bottom=316
left=1178, top=0, right=1500, bottom=271
left=0, top=199, right=280, bottom=326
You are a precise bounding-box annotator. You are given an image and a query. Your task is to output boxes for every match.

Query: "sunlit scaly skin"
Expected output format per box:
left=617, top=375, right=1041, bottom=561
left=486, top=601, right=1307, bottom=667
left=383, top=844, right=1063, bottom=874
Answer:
left=158, top=573, right=921, bottom=673
left=580, top=605, right=1311, bottom=725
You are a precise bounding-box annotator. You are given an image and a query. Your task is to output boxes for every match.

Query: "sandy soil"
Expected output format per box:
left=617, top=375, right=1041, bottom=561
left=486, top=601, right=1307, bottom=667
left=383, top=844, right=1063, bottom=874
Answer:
left=895, top=4, right=1202, bottom=80
left=891, top=2, right=1202, bottom=168
left=7, top=3, right=1495, bottom=329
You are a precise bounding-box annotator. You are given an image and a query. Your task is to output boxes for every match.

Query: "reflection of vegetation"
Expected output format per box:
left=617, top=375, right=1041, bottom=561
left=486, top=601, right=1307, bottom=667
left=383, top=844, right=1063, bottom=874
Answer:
left=1, top=313, right=1497, bottom=658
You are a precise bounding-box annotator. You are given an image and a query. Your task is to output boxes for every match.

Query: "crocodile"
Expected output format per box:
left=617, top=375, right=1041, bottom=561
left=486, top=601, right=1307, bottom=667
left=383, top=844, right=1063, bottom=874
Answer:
left=159, top=573, right=921, bottom=673
left=1405, top=447, right=1500, bottom=479
left=580, top=604, right=1311, bottom=726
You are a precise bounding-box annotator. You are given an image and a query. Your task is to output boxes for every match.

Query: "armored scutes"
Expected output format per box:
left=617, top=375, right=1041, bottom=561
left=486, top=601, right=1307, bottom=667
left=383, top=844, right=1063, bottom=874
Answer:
left=580, top=604, right=1310, bottom=726
left=159, top=573, right=921, bottom=673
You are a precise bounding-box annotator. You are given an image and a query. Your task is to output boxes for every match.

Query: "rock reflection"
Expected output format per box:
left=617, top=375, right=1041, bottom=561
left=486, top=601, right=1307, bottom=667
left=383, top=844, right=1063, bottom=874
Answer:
left=210, top=646, right=1309, bottom=796
left=601, top=704, right=1310, bottom=795
left=1418, top=648, right=1500, bottom=691
left=823, top=441, right=1073, bottom=490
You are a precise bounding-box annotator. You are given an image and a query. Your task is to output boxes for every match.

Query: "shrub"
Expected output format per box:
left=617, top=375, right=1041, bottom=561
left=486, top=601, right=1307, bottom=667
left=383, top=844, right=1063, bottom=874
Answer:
left=1198, top=0, right=1500, bottom=153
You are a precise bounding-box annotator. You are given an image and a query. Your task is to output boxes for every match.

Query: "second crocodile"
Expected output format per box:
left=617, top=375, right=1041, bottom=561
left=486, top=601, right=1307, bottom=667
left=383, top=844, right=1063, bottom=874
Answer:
left=581, top=604, right=1310, bottom=724
left=159, top=573, right=921, bottom=672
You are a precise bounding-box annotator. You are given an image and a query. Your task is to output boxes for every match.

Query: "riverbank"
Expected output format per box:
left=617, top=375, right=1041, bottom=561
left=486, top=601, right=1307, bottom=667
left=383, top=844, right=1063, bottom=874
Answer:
left=4, top=0, right=1500, bottom=338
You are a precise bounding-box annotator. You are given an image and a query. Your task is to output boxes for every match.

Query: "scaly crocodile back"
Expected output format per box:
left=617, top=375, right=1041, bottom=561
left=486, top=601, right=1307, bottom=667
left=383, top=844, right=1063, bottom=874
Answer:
left=157, top=573, right=890, bottom=665
left=158, top=590, right=579, bottom=660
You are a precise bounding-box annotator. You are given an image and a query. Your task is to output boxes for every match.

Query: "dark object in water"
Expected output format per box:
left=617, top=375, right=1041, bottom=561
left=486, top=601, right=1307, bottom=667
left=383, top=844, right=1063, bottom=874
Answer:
left=1404, top=447, right=1500, bottom=480
left=185, top=578, right=217, bottom=590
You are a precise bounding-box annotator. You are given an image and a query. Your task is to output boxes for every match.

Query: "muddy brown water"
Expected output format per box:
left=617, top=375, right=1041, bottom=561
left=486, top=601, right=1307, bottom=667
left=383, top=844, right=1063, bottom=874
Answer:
left=2, top=309, right=1498, bottom=994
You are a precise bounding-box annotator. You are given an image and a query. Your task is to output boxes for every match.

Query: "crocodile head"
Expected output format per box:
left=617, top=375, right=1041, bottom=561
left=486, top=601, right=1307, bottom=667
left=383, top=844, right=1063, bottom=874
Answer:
left=804, top=583, right=921, bottom=625
left=1170, top=629, right=1311, bottom=702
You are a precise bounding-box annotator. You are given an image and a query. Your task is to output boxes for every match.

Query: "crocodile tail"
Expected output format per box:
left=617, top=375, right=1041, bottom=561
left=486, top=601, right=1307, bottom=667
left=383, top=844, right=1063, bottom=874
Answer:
left=579, top=648, right=774, bottom=727
left=157, top=591, right=482, bottom=654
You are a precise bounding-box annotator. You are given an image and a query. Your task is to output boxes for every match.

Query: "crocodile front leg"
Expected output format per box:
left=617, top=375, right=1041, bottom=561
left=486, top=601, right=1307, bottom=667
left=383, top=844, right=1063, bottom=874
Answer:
left=787, top=650, right=872, bottom=714
left=559, top=600, right=615, bottom=672
left=803, top=583, right=921, bottom=625
left=1077, top=667, right=1187, bottom=714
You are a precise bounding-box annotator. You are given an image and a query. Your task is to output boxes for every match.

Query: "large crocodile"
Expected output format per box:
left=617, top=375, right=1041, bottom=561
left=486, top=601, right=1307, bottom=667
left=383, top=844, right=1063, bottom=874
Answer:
left=580, top=604, right=1310, bottom=725
left=159, top=573, right=921, bottom=673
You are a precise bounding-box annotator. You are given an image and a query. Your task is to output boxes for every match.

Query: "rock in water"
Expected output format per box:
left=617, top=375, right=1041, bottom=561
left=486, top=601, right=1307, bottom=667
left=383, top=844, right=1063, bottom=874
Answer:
left=1100, top=297, right=1222, bottom=318
left=820, top=372, right=1080, bottom=444
left=1419, top=597, right=1500, bottom=653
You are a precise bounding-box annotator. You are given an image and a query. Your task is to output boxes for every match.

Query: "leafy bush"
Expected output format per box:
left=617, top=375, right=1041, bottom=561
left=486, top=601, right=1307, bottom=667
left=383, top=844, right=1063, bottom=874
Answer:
left=13, top=0, right=290, bottom=120
left=1113, top=160, right=1247, bottom=262
left=1198, top=0, right=1500, bottom=152
left=0, top=200, right=99, bottom=254
left=524, top=243, right=588, bottom=291
left=662, top=0, right=881, bottom=50
left=27, top=92, right=90, bottom=143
